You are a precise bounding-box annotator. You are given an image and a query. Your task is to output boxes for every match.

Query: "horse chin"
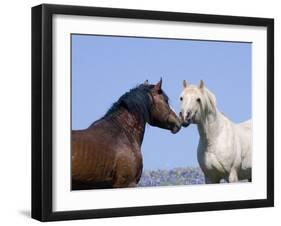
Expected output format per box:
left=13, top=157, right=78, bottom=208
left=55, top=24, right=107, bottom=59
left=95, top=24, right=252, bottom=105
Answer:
left=181, top=121, right=191, bottom=128
left=171, top=125, right=181, bottom=134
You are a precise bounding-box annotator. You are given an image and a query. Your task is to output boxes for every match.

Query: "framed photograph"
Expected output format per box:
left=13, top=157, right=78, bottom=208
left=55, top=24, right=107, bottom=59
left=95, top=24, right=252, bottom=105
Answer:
left=32, top=4, right=274, bottom=221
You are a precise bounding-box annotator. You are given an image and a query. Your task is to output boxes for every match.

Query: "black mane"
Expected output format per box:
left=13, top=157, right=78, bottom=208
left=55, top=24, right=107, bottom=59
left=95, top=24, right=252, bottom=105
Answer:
left=104, top=82, right=170, bottom=123
left=104, top=84, right=154, bottom=122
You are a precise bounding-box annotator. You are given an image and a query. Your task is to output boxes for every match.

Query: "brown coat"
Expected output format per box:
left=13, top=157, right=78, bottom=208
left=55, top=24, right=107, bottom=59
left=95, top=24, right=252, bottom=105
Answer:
left=72, top=108, right=144, bottom=189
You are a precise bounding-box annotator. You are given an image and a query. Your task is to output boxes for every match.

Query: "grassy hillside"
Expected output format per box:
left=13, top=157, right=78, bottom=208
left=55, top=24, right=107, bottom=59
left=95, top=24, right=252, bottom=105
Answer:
left=138, top=167, right=205, bottom=187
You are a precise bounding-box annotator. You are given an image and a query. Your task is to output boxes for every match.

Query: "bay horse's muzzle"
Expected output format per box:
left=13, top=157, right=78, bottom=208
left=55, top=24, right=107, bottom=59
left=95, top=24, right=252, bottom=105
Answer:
left=168, top=111, right=182, bottom=134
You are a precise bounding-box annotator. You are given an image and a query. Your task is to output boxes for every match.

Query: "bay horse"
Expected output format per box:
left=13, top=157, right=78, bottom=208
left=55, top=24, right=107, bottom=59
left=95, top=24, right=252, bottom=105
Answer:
left=179, top=80, right=252, bottom=183
left=72, top=79, right=181, bottom=190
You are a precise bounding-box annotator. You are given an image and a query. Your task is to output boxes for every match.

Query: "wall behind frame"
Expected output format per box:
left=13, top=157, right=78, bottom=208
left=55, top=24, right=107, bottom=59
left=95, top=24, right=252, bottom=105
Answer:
left=0, top=0, right=278, bottom=225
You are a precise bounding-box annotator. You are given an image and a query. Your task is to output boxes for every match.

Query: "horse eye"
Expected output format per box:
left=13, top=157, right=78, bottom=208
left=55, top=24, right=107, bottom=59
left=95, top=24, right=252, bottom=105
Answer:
left=197, top=98, right=201, bottom=102
left=180, top=97, right=183, bottom=101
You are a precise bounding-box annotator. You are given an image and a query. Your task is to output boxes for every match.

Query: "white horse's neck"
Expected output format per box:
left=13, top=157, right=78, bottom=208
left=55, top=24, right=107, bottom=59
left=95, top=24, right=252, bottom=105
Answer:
left=197, top=89, right=224, bottom=145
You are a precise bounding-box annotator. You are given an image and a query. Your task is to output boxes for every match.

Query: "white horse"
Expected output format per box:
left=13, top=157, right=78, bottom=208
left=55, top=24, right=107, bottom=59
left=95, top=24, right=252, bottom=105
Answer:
left=179, top=80, right=252, bottom=183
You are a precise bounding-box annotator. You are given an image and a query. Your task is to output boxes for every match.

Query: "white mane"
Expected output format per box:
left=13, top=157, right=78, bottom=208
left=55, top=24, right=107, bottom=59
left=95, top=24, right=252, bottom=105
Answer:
left=200, top=86, right=217, bottom=118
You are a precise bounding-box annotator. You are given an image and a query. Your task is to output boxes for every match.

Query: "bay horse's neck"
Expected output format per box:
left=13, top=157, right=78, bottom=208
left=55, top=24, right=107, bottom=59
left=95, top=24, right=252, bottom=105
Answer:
left=105, top=108, right=146, bottom=146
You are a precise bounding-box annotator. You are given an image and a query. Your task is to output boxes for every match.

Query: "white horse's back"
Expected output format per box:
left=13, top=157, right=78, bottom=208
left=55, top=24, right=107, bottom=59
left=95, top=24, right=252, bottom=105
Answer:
left=238, top=119, right=251, bottom=130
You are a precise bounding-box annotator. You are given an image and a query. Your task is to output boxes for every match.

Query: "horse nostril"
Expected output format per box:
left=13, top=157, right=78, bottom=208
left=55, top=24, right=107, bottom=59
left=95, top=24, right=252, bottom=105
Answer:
left=186, top=111, right=191, bottom=119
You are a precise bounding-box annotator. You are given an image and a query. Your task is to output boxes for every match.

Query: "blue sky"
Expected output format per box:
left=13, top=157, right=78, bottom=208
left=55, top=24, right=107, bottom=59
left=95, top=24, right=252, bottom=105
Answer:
left=72, top=34, right=252, bottom=170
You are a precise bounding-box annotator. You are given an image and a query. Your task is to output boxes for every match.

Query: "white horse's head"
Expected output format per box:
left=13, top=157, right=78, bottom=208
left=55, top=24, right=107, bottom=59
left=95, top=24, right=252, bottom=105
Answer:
left=179, top=80, right=216, bottom=127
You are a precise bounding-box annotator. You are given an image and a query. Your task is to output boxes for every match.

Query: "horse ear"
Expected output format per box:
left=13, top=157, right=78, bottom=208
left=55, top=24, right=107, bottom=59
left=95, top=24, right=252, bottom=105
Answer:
left=199, top=80, right=204, bottom=89
left=143, top=80, right=149, bottom=85
left=154, top=78, right=162, bottom=91
left=183, top=80, right=188, bottom=88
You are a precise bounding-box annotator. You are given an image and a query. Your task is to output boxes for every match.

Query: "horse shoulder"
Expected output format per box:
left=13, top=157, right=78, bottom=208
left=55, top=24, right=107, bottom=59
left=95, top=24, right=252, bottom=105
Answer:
left=198, top=117, right=237, bottom=173
left=197, top=139, right=222, bottom=173
left=219, top=119, right=246, bottom=170
left=197, top=141, right=227, bottom=179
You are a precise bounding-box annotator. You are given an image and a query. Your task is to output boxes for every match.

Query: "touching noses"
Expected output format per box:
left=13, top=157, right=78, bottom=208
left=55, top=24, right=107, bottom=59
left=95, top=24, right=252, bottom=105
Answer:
left=179, top=110, right=191, bottom=121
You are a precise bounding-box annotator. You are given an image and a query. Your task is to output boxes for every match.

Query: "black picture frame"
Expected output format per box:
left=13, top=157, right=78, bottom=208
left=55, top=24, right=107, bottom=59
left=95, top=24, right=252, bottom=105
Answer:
left=32, top=3, right=274, bottom=222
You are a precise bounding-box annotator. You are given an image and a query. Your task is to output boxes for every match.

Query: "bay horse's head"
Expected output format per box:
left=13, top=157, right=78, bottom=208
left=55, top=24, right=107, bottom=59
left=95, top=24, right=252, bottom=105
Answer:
left=147, top=79, right=181, bottom=134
